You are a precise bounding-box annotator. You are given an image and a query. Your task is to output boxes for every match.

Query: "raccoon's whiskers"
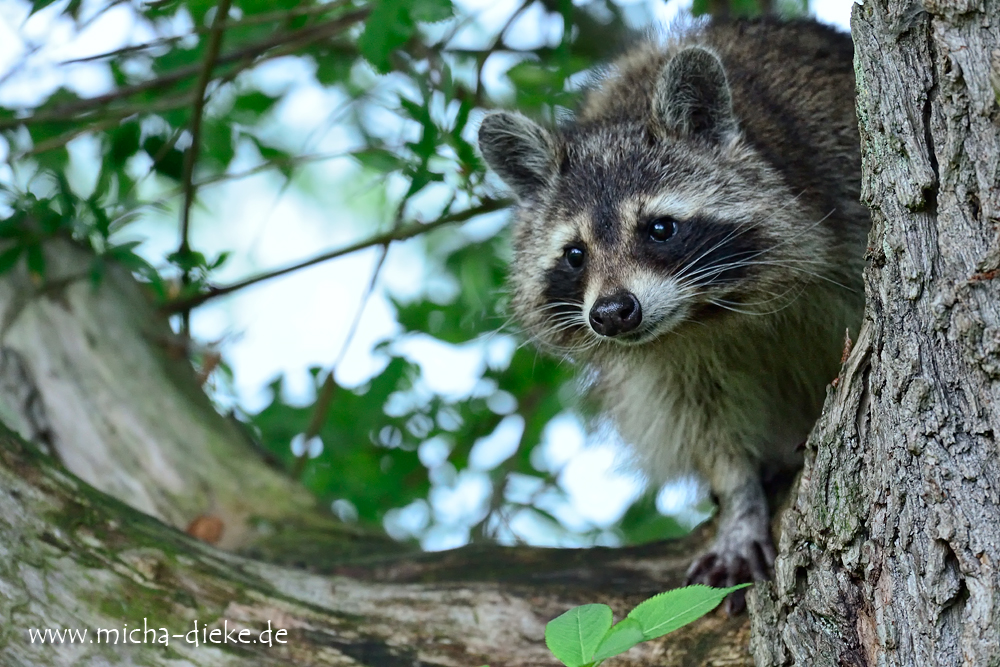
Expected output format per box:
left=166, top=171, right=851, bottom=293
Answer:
left=671, top=191, right=809, bottom=283
left=517, top=300, right=600, bottom=355
left=675, top=212, right=854, bottom=293
left=709, top=286, right=807, bottom=316
left=675, top=208, right=832, bottom=285
left=684, top=258, right=851, bottom=292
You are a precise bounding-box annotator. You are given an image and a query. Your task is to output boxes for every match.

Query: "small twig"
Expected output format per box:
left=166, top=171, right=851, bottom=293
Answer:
left=118, top=127, right=186, bottom=204
left=472, top=386, right=546, bottom=543
left=0, top=0, right=128, bottom=89
left=59, top=0, right=354, bottom=65
left=190, top=151, right=348, bottom=190
left=177, top=0, right=233, bottom=335
left=23, top=94, right=194, bottom=156
left=968, top=268, right=999, bottom=283
left=840, top=328, right=854, bottom=364
left=2, top=8, right=371, bottom=130
left=178, top=0, right=232, bottom=251
left=290, top=196, right=413, bottom=479
left=290, top=244, right=390, bottom=479
left=162, top=199, right=507, bottom=313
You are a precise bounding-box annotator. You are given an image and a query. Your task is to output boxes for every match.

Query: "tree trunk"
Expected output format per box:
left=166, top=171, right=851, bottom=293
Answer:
left=749, top=0, right=1000, bottom=664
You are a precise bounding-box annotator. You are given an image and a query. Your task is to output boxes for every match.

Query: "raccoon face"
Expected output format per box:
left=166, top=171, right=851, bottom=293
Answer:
left=480, top=47, right=827, bottom=356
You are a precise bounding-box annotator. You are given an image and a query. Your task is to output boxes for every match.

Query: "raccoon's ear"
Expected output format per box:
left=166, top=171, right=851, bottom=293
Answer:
left=653, top=47, right=737, bottom=144
left=478, top=112, right=557, bottom=200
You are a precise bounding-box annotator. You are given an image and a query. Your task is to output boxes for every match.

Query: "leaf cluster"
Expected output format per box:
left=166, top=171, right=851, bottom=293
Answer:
left=544, top=584, right=751, bottom=666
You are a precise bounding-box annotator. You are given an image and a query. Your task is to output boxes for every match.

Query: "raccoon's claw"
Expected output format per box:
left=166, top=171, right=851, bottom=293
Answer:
left=685, top=536, right=775, bottom=615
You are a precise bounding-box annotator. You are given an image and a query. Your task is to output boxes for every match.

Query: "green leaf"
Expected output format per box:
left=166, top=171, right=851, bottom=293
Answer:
left=89, top=257, right=105, bottom=287
left=0, top=246, right=22, bottom=275
left=232, top=91, right=280, bottom=125
left=167, top=249, right=208, bottom=272
left=87, top=198, right=112, bottom=239
left=617, top=493, right=688, bottom=545
left=591, top=617, right=645, bottom=662
left=627, top=584, right=751, bottom=640
left=25, top=244, right=45, bottom=279
left=410, top=0, right=453, bottom=22
left=108, top=122, right=141, bottom=167
left=729, top=0, right=763, bottom=16
left=357, top=0, right=414, bottom=74
left=544, top=604, right=613, bottom=667
left=202, top=121, right=235, bottom=171
left=352, top=149, right=404, bottom=173
left=30, top=0, right=60, bottom=15
left=107, top=241, right=143, bottom=256
left=357, top=0, right=453, bottom=73
left=142, top=137, right=185, bottom=181
left=208, top=251, right=230, bottom=270
left=151, top=42, right=206, bottom=76
left=313, top=47, right=355, bottom=86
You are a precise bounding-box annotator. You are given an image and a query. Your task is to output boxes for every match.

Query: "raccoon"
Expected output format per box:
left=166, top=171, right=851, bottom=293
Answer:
left=478, top=18, right=867, bottom=605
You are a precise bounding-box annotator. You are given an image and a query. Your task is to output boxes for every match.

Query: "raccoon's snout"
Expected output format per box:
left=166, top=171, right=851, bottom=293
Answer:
left=590, top=292, right=642, bottom=337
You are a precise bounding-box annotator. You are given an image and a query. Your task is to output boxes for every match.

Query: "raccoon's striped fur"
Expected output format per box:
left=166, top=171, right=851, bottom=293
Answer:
left=478, top=19, right=867, bottom=601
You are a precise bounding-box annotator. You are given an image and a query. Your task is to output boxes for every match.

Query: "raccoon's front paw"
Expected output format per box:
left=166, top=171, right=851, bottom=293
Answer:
left=685, top=532, right=775, bottom=615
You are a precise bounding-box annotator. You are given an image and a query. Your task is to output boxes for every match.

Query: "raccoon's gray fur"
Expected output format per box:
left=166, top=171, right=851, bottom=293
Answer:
left=478, top=18, right=867, bottom=601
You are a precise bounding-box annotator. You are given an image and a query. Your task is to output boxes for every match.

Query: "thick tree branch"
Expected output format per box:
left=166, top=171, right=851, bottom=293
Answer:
left=0, top=240, right=329, bottom=549
left=750, top=1, right=1000, bottom=663
left=0, top=423, right=752, bottom=667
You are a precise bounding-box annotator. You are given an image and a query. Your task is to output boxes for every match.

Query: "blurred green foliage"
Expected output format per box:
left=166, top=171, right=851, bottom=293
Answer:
left=0, top=0, right=799, bottom=548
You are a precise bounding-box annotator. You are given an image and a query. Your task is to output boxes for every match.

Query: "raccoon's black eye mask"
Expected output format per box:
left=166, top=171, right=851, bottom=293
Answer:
left=637, top=215, right=763, bottom=287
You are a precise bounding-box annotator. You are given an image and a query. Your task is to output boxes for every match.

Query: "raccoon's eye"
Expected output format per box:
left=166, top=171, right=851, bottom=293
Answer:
left=564, top=246, right=585, bottom=269
left=647, top=217, right=678, bottom=243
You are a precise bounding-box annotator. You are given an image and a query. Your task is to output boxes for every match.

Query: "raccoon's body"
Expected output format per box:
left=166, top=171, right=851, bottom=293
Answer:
left=478, top=18, right=867, bottom=599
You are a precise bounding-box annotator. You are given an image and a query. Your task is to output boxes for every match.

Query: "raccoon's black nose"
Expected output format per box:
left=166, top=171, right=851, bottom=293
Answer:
left=589, top=292, right=642, bottom=337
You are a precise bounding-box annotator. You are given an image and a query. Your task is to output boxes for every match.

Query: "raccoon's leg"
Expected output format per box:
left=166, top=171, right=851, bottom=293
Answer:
left=686, top=455, right=774, bottom=614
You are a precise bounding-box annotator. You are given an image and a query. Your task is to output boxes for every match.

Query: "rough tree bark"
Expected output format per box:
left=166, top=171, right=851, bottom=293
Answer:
left=750, top=0, right=1000, bottom=664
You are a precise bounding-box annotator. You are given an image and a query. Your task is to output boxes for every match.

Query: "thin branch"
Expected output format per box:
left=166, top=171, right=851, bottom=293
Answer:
left=162, top=198, right=507, bottom=313
left=190, top=151, right=348, bottom=189
left=1, top=8, right=370, bottom=130
left=291, top=244, right=390, bottom=480
left=0, top=0, right=129, bottom=88
left=59, top=0, right=354, bottom=65
left=289, top=194, right=413, bottom=478
left=176, top=0, right=233, bottom=335
left=23, top=94, right=194, bottom=156
left=178, top=0, right=233, bottom=258
left=132, top=151, right=368, bottom=223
